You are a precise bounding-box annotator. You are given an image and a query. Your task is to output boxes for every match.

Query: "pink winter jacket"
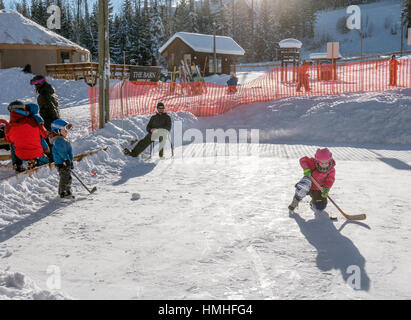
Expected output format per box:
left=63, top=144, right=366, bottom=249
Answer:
left=299, top=156, right=336, bottom=191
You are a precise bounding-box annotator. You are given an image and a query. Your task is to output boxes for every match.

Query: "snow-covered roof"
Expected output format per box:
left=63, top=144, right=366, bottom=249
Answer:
left=309, top=52, right=343, bottom=60
left=0, top=11, right=88, bottom=51
left=279, top=38, right=302, bottom=49
left=159, top=32, right=245, bottom=56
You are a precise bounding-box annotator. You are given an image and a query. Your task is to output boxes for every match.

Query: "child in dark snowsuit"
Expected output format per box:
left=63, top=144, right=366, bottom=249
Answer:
left=50, top=119, right=74, bottom=199
left=289, top=148, right=336, bottom=212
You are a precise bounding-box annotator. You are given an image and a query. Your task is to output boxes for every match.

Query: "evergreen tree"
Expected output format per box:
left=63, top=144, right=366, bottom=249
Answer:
left=0, top=0, right=5, bottom=10
left=197, top=0, right=213, bottom=34
left=174, top=0, right=191, bottom=32
left=149, top=0, right=166, bottom=65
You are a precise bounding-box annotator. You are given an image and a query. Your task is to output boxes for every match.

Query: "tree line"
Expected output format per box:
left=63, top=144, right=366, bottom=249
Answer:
left=5, top=0, right=411, bottom=66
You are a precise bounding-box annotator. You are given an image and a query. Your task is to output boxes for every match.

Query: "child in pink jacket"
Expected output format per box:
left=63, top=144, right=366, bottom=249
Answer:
left=288, top=148, right=336, bottom=212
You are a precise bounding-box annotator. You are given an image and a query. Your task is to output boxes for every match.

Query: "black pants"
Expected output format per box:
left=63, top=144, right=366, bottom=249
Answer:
left=309, top=190, right=328, bottom=209
left=57, top=166, right=72, bottom=196
left=130, top=134, right=164, bottom=157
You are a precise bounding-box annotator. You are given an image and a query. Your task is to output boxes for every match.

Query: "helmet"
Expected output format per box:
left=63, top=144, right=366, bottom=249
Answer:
left=315, top=148, right=333, bottom=172
left=30, top=75, right=46, bottom=86
left=25, top=103, right=39, bottom=115
left=51, top=119, right=72, bottom=132
left=8, top=101, right=27, bottom=115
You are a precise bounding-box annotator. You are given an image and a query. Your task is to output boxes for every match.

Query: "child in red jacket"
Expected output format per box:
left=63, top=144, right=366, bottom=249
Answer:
left=289, top=148, right=336, bottom=212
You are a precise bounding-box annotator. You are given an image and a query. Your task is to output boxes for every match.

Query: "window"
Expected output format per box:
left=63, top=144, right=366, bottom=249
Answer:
left=60, top=51, right=70, bottom=63
left=209, top=56, right=222, bottom=73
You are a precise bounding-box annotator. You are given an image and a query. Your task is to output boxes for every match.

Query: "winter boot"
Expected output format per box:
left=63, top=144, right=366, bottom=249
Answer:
left=13, top=164, right=25, bottom=173
left=288, top=197, right=300, bottom=212
left=123, top=148, right=133, bottom=156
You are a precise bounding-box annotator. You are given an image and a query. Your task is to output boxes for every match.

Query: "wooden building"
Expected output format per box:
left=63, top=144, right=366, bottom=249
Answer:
left=159, top=32, right=245, bottom=76
left=278, top=38, right=302, bottom=82
left=0, top=11, right=90, bottom=75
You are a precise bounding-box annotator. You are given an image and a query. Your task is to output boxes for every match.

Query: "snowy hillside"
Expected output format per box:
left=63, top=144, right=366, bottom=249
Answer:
left=310, top=0, right=406, bottom=57
left=1, top=66, right=411, bottom=299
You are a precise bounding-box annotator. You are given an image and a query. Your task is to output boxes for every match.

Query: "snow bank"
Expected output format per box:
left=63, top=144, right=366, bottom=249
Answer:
left=0, top=270, right=71, bottom=300
left=0, top=68, right=91, bottom=116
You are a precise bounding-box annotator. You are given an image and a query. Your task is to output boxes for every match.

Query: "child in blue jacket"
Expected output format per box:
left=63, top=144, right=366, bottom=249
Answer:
left=50, top=119, right=74, bottom=199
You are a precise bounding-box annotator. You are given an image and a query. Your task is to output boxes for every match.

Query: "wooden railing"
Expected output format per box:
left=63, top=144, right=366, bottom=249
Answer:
left=45, top=63, right=134, bottom=86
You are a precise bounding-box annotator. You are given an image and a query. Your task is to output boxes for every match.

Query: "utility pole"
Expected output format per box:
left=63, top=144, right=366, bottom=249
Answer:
left=213, top=23, right=217, bottom=75
left=98, top=0, right=110, bottom=128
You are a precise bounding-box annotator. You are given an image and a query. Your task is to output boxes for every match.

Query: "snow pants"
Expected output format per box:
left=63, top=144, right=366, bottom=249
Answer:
left=294, top=176, right=327, bottom=210
left=57, top=166, right=72, bottom=197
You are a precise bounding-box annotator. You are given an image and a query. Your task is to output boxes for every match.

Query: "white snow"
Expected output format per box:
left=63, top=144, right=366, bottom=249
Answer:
left=159, top=32, right=245, bottom=56
left=279, top=38, right=303, bottom=49
left=0, top=67, right=411, bottom=299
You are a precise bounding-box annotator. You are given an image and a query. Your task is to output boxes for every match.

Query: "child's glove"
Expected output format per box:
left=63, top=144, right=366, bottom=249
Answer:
left=303, top=168, right=311, bottom=177
left=321, top=187, right=330, bottom=198
left=64, top=159, right=74, bottom=169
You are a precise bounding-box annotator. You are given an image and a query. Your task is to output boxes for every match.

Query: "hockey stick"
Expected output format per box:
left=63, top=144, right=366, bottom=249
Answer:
left=71, top=170, right=97, bottom=194
left=310, top=176, right=366, bottom=221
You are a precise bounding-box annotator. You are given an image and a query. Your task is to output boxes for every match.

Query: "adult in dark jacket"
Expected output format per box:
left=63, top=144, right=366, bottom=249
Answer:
left=30, top=75, right=61, bottom=131
left=124, top=102, right=172, bottom=158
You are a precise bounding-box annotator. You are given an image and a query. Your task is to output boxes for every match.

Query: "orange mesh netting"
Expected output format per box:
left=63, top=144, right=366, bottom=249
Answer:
left=89, top=58, right=411, bottom=131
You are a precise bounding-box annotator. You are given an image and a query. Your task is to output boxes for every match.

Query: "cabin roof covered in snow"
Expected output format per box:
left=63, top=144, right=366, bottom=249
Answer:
left=0, top=10, right=88, bottom=51
left=279, top=38, right=302, bottom=49
left=159, top=32, right=245, bottom=56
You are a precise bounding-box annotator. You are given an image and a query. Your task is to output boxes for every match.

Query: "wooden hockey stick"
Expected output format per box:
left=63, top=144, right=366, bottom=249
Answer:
left=310, top=176, right=366, bottom=221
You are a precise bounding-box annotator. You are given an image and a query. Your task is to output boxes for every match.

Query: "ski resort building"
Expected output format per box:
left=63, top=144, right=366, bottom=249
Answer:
left=0, top=11, right=90, bottom=75
left=159, top=32, right=245, bottom=76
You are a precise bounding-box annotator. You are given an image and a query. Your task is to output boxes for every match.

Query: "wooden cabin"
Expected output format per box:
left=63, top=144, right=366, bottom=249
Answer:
left=0, top=10, right=90, bottom=75
left=159, top=32, right=245, bottom=76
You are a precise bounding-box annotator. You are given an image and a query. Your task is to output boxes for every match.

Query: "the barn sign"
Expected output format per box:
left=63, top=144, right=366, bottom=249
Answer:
left=129, top=66, right=162, bottom=82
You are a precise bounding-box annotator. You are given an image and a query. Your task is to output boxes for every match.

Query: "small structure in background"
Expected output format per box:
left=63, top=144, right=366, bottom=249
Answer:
left=0, top=11, right=90, bottom=75
left=159, top=32, right=245, bottom=76
left=310, top=43, right=343, bottom=81
left=278, top=38, right=302, bottom=82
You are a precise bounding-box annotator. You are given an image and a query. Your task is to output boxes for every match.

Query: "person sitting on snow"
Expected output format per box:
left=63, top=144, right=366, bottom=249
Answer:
left=5, top=101, right=49, bottom=172
left=288, top=148, right=336, bottom=212
left=50, top=119, right=74, bottom=199
left=124, top=102, right=172, bottom=159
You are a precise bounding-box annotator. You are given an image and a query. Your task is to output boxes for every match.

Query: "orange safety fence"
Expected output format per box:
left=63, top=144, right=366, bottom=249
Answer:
left=89, top=58, right=411, bottom=131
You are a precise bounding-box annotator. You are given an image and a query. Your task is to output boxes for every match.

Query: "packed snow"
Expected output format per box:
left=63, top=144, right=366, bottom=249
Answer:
left=0, top=66, right=411, bottom=299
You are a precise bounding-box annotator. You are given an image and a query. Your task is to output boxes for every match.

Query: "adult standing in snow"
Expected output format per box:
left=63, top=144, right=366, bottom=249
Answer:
left=124, top=102, right=172, bottom=158
left=30, top=75, right=61, bottom=131
left=296, top=60, right=311, bottom=93
left=389, top=55, right=400, bottom=86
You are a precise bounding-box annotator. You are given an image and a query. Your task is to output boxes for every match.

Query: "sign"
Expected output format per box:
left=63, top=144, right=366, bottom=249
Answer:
left=129, top=66, right=162, bottom=82
left=327, top=42, right=340, bottom=59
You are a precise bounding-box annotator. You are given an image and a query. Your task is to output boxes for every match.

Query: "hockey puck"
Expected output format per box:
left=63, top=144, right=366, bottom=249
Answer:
left=131, top=193, right=140, bottom=201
